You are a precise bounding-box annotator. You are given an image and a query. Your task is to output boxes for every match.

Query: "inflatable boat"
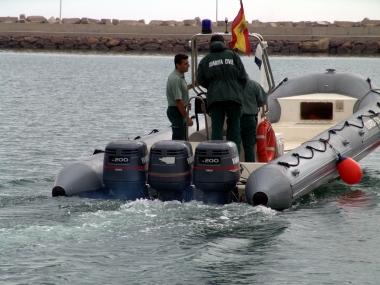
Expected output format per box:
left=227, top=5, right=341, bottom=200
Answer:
left=52, top=33, right=380, bottom=210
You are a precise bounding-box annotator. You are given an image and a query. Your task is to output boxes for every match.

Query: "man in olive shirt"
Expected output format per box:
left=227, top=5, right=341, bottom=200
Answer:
left=197, top=35, right=247, bottom=152
left=241, top=78, right=267, bottom=162
left=166, top=54, right=193, bottom=140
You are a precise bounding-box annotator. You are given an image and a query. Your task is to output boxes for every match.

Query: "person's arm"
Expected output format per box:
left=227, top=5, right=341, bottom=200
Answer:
left=234, top=52, right=248, bottom=87
left=252, top=80, right=268, bottom=107
left=176, top=99, right=193, bottom=126
left=197, top=60, right=209, bottom=88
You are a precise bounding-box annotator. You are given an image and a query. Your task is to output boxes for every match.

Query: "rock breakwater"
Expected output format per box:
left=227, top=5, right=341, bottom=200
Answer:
left=0, top=16, right=379, bottom=55
left=1, top=34, right=379, bottom=55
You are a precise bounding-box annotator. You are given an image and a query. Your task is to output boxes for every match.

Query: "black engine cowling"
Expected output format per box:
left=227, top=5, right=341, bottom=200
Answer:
left=103, top=140, right=148, bottom=200
left=193, top=140, right=240, bottom=204
left=148, top=140, right=193, bottom=201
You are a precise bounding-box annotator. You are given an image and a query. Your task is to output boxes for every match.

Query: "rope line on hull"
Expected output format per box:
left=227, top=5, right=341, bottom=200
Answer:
left=278, top=91, right=380, bottom=168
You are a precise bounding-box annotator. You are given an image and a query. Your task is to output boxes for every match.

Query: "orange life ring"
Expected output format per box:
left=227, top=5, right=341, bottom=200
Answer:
left=256, top=119, right=277, bottom=162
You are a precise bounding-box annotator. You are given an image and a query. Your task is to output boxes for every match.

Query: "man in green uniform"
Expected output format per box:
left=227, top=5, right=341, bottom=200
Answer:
left=241, top=78, right=267, bottom=162
left=166, top=54, right=193, bottom=140
left=197, top=35, right=247, bottom=152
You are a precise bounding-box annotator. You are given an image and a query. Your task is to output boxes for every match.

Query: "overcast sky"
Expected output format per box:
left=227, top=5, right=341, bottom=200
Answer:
left=1, top=0, right=379, bottom=23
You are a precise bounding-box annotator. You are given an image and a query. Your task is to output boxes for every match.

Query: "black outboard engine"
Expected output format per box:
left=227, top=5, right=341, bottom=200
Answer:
left=103, top=141, right=148, bottom=200
left=148, top=140, right=193, bottom=201
left=193, top=141, right=240, bottom=204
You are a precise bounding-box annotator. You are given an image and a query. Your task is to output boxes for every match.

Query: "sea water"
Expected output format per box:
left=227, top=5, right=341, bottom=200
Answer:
left=0, top=51, right=379, bottom=284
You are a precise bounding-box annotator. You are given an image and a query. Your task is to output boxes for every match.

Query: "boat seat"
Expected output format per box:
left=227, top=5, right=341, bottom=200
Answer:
left=188, top=131, right=208, bottom=142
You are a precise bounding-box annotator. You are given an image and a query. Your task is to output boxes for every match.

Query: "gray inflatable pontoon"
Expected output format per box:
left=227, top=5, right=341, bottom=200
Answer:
left=245, top=71, right=380, bottom=210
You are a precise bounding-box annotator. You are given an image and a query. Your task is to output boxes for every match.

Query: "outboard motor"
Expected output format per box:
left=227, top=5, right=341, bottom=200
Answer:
left=103, top=141, right=148, bottom=200
left=193, top=141, right=240, bottom=204
left=148, top=140, right=193, bottom=201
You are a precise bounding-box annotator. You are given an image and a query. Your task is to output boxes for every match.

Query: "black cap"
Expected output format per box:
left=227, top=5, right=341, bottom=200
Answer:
left=210, top=34, right=225, bottom=43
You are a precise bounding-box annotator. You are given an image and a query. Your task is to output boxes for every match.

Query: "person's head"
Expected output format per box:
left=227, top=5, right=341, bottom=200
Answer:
left=174, top=54, right=189, bottom=74
left=209, top=35, right=226, bottom=52
left=210, top=34, right=225, bottom=44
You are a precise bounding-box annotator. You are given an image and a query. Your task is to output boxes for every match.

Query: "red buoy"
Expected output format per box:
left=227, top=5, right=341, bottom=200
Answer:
left=336, top=156, right=363, bottom=185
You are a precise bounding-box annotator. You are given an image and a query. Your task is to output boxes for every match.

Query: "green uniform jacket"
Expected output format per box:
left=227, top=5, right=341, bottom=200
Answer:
left=197, top=41, right=247, bottom=108
left=241, top=79, right=268, bottom=115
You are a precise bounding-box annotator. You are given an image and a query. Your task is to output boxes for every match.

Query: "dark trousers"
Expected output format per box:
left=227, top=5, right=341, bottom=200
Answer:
left=209, top=101, right=242, bottom=153
left=167, top=106, right=186, bottom=140
left=241, top=114, right=257, bottom=162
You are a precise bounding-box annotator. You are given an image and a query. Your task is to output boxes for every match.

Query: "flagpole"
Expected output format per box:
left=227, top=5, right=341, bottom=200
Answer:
left=59, top=0, right=62, bottom=20
left=216, top=0, right=218, bottom=22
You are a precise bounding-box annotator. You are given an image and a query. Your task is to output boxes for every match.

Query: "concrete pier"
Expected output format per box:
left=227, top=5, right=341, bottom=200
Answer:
left=0, top=17, right=379, bottom=55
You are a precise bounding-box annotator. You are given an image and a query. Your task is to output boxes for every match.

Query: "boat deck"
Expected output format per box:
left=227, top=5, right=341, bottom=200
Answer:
left=273, top=121, right=336, bottom=151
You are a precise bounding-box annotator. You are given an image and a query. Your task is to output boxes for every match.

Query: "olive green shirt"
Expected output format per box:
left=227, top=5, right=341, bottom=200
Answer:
left=166, top=69, right=189, bottom=107
left=242, top=79, right=267, bottom=115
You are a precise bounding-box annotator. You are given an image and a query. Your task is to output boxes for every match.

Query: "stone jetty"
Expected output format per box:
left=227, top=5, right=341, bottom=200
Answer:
left=0, top=16, right=379, bottom=55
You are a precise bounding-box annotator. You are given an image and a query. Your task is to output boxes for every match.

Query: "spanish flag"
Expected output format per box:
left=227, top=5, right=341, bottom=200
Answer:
left=229, top=0, right=251, bottom=55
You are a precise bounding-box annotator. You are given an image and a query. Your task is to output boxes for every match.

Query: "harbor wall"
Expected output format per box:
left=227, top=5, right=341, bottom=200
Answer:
left=0, top=17, right=379, bottom=55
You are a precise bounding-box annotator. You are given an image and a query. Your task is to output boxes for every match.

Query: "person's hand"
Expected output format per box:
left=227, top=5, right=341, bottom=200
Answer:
left=188, top=81, right=199, bottom=89
left=186, top=117, right=193, bottom=127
